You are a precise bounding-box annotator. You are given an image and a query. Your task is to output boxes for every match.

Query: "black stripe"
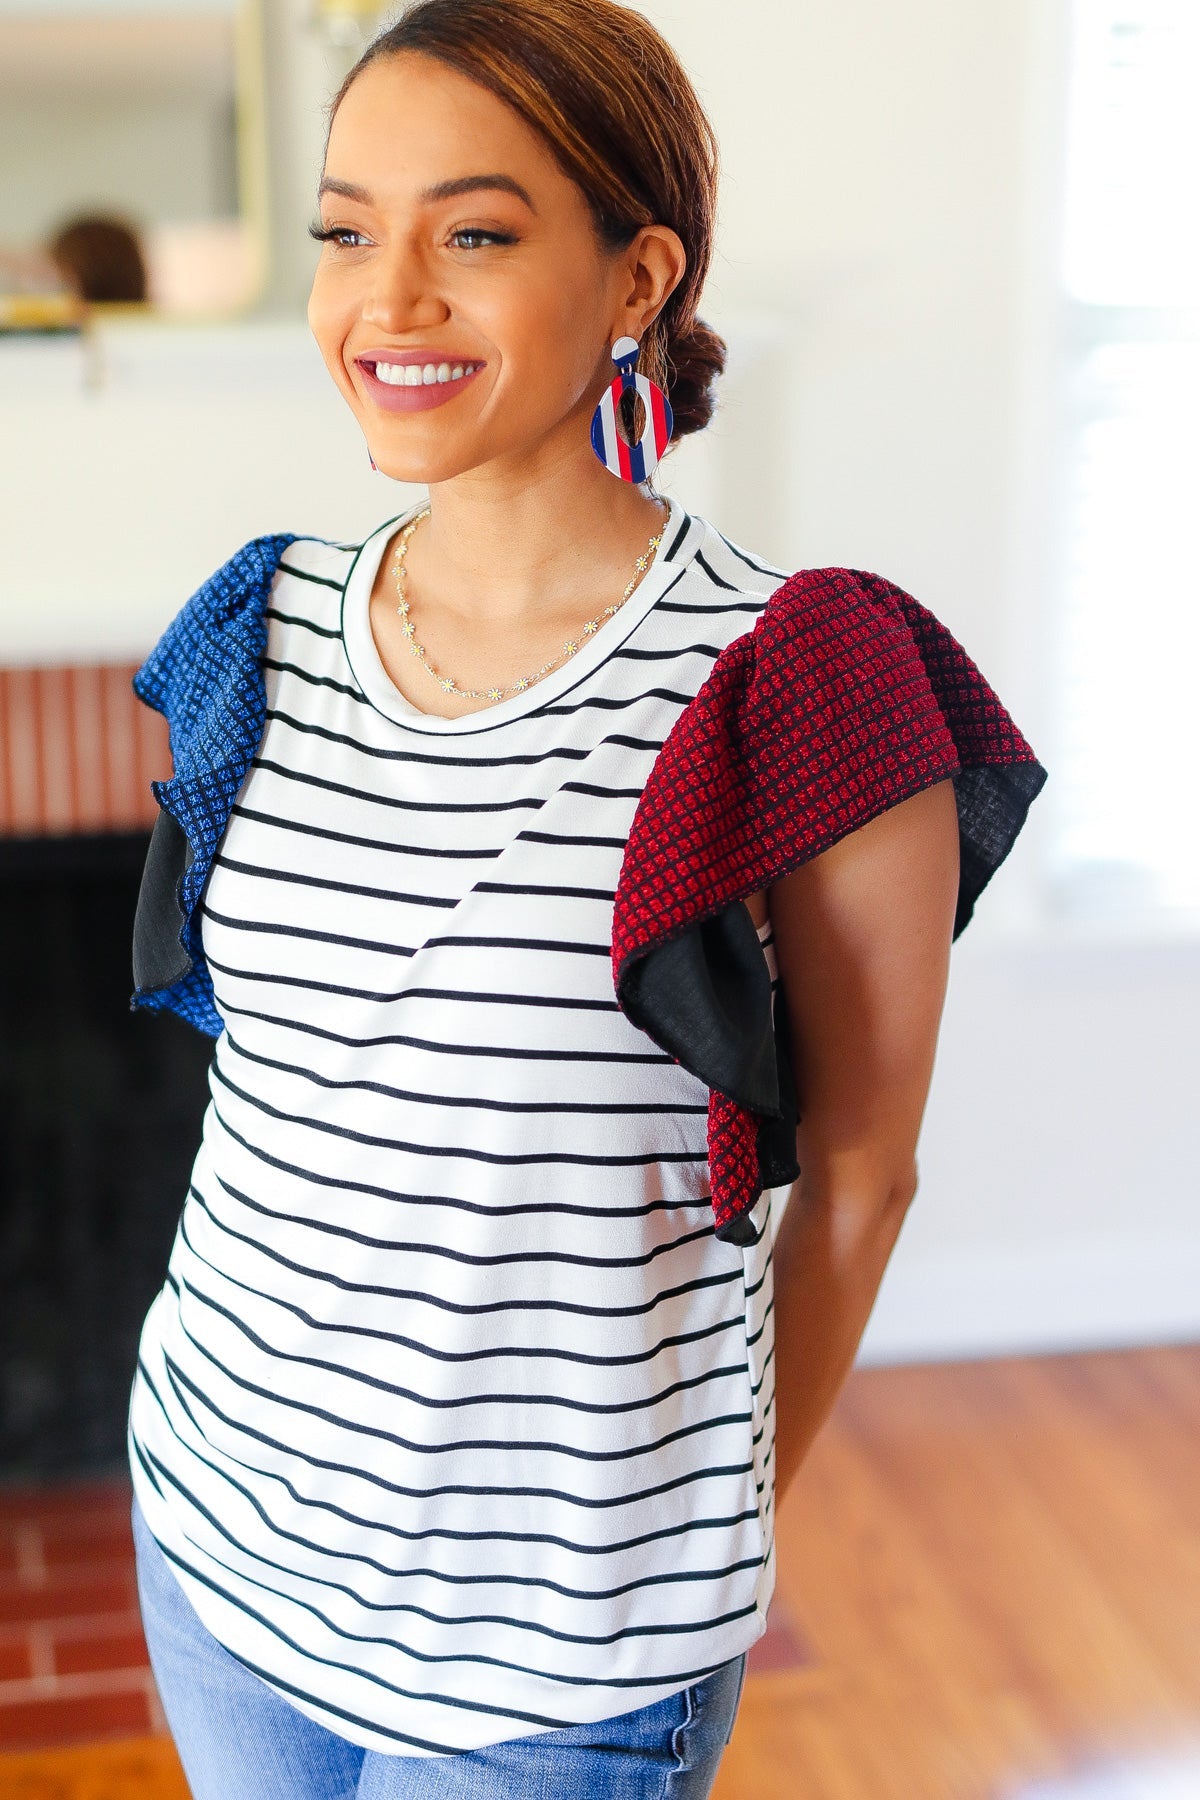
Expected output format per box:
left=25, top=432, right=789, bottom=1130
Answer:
left=657, top=593, right=768, bottom=616
left=139, top=1357, right=761, bottom=1555
left=208, top=869, right=628, bottom=931
left=228, top=783, right=503, bottom=855
left=209, top=1058, right=709, bottom=1173
left=205, top=1095, right=712, bottom=1240
left=255, top=718, right=657, bottom=768
left=224, top=904, right=620, bottom=938
left=175, top=1229, right=754, bottom=1418
left=202, top=902, right=418, bottom=957
left=259, top=712, right=633, bottom=792
left=217, top=1023, right=702, bottom=1114
left=165, top=1332, right=755, bottom=1480
left=185, top=1178, right=741, bottom=1363
left=210, top=854, right=461, bottom=908
left=141, top=1431, right=757, bottom=1650
left=460, top=889, right=618, bottom=907
left=664, top=514, right=693, bottom=560
left=203, top=949, right=632, bottom=1015
left=534, top=681, right=700, bottom=718
left=209, top=912, right=622, bottom=961
left=257, top=689, right=688, bottom=761
left=283, top=534, right=358, bottom=558
left=132, top=1459, right=758, bottom=1742
left=693, top=548, right=741, bottom=592
left=514, top=825, right=647, bottom=847
left=219, top=802, right=496, bottom=862
left=190, top=1196, right=730, bottom=1321
left=148, top=1399, right=758, bottom=1613
left=260, top=706, right=588, bottom=776
left=129, top=1426, right=167, bottom=1501
left=208, top=1001, right=674, bottom=1067
left=618, top=640, right=723, bottom=664
left=712, top=530, right=789, bottom=579
left=276, top=562, right=347, bottom=591
left=133, top=1416, right=759, bottom=1604
left=262, top=656, right=364, bottom=699
left=131, top=1439, right=575, bottom=1748
left=263, top=608, right=343, bottom=640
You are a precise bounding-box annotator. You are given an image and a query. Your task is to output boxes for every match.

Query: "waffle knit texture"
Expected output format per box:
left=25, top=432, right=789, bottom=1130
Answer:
left=610, top=564, right=1048, bottom=1240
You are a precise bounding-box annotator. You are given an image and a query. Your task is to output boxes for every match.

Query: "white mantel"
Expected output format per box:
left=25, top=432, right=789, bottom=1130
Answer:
left=1, top=317, right=411, bottom=665
left=0, top=310, right=798, bottom=667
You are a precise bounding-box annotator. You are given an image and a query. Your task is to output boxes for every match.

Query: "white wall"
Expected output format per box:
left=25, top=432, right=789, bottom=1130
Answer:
left=0, top=6, right=241, bottom=242
left=2, top=0, right=1194, bottom=1362
left=0, top=96, right=232, bottom=242
left=0, top=314, right=754, bottom=660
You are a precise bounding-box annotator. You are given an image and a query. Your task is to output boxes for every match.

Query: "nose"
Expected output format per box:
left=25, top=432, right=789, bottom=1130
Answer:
left=360, top=245, right=447, bottom=336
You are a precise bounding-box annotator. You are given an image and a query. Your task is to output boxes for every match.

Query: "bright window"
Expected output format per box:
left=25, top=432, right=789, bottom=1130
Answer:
left=1044, top=0, right=1200, bottom=928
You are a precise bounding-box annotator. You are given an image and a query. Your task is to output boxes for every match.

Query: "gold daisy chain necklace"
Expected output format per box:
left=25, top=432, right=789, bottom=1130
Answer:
left=392, top=498, right=671, bottom=705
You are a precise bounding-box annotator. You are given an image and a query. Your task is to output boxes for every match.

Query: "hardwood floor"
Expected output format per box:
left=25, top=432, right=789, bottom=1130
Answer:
left=714, top=1344, right=1200, bottom=1799
left=0, top=1345, right=1196, bottom=1798
left=0, top=1735, right=187, bottom=1798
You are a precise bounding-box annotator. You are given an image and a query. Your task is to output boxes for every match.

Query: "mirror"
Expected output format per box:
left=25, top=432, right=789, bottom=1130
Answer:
left=0, top=0, right=268, bottom=323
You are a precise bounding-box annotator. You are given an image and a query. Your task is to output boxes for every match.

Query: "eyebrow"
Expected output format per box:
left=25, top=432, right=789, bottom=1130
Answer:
left=317, top=173, right=537, bottom=212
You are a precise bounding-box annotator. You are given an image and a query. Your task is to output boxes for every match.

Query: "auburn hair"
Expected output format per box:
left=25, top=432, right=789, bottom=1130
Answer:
left=328, top=0, right=726, bottom=440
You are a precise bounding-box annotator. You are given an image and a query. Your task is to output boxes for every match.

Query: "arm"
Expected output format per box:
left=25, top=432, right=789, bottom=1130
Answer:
left=766, top=774, right=961, bottom=1511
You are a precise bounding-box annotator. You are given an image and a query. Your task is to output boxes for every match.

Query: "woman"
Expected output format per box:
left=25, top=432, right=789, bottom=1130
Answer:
left=126, top=2, right=1047, bottom=1795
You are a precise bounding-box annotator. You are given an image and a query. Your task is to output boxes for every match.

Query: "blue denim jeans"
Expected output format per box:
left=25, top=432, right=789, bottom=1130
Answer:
left=133, top=1499, right=749, bottom=1798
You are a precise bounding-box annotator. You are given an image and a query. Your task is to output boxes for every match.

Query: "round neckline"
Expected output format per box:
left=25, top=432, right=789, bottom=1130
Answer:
left=339, top=492, right=699, bottom=735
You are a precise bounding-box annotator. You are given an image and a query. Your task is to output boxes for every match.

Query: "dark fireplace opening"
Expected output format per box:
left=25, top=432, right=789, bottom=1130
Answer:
left=0, top=831, right=212, bottom=1480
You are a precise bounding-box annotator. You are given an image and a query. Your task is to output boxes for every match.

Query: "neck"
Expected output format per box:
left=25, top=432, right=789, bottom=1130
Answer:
left=399, top=458, right=671, bottom=629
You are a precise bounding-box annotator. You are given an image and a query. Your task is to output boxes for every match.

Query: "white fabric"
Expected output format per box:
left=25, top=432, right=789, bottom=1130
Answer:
left=129, top=492, right=792, bottom=1756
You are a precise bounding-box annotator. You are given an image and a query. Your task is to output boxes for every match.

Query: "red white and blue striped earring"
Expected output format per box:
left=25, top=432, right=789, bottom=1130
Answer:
left=590, top=335, right=673, bottom=483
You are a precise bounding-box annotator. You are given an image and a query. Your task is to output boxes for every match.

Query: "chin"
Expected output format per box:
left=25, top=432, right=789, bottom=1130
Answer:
left=366, top=459, right=438, bottom=491
left=368, top=442, right=488, bottom=487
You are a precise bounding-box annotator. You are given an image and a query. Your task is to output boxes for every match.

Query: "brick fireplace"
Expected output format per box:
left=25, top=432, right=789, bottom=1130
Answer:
left=0, top=663, right=166, bottom=839
left=0, top=662, right=212, bottom=1480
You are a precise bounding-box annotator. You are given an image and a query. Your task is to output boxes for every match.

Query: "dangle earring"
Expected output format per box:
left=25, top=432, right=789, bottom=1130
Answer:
left=368, top=450, right=378, bottom=471
left=590, top=334, right=673, bottom=483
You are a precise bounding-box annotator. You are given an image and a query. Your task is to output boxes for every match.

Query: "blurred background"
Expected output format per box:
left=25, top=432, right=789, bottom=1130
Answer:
left=0, top=2, right=1197, bottom=1795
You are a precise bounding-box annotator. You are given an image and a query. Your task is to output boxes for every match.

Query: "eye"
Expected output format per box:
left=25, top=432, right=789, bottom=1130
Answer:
left=448, top=227, right=518, bottom=250
left=308, top=223, right=371, bottom=248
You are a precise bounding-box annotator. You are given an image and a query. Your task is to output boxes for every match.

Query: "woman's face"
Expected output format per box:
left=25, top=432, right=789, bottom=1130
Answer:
left=308, top=52, right=681, bottom=485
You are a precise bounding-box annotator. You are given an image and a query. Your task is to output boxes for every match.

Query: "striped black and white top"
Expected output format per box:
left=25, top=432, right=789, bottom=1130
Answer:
left=129, top=491, right=794, bottom=1758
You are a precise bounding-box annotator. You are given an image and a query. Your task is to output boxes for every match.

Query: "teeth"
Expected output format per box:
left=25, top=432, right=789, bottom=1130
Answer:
left=371, top=359, right=479, bottom=387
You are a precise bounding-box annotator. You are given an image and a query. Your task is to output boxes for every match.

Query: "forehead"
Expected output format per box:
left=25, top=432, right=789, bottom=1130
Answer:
left=327, top=52, right=566, bottom=197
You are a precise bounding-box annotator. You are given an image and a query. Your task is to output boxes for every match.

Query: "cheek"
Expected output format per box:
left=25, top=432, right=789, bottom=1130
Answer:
left=487, top=275, right=599, bottom=403
left=307, top=272, right=353, bottom=379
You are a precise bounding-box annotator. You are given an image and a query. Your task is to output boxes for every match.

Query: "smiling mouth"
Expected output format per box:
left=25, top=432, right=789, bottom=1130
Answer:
left=358, top=358, right=485, bottom=388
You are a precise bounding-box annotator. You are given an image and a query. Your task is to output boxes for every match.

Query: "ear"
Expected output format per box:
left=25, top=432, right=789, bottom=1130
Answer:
left=619, top=222, right=688, bottom=339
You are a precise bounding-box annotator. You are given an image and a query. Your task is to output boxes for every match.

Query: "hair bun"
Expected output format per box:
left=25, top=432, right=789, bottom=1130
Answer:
left=662, top=315, right=727, bottom=440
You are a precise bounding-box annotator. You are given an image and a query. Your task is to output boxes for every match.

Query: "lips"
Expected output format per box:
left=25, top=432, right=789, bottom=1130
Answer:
left=353, top=353, right=486, bottom=414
